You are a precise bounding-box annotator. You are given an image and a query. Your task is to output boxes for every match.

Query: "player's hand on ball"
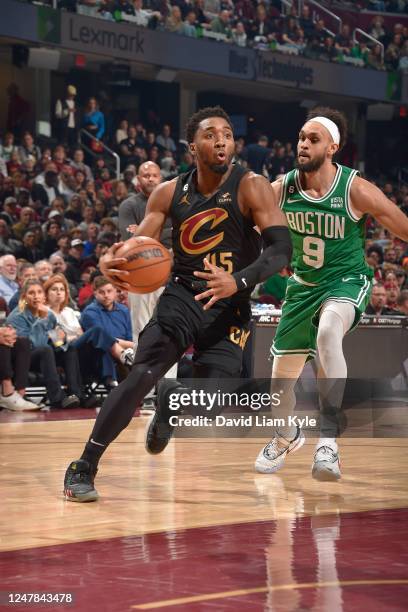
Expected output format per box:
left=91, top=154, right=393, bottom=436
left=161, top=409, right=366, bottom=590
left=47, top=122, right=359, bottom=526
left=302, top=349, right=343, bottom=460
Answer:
left=127, top=224, right=138, bottom=235
left=100, top=242, right=131, bottom=291
left=194, top=258, right=238, bottom=310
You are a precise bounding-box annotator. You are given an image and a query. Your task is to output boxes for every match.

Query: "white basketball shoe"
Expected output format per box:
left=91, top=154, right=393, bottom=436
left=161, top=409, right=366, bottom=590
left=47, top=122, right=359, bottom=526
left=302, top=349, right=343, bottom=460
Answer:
left=255, top=427, right=305, bottom=474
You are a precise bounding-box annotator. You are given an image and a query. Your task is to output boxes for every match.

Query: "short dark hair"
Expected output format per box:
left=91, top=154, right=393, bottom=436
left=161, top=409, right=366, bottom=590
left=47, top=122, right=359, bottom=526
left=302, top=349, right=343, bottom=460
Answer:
left=186, top=106, right=233, bottom=143
left=306, top=106, right=348, bottom=151
left=93, top=275, right=113, bottom=291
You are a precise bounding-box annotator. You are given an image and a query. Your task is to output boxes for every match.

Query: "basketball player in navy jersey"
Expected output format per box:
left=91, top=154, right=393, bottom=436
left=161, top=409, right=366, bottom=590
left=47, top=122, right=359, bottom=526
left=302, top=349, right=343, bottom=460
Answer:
left=64, top=106, right=292, bottom=502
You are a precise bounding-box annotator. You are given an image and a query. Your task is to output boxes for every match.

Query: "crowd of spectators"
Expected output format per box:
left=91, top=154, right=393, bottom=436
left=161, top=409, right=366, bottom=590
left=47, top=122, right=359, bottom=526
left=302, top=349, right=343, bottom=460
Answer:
left=24, top=0, right=408, bottom=72
left=1, top=95, right=407, bottom=411
left=325, top=0, right=408, bottom=14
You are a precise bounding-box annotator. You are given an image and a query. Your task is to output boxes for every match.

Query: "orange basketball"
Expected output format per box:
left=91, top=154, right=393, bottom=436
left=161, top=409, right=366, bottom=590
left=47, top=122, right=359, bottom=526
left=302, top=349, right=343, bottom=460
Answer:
left=112, top=236, right=172, bottom=294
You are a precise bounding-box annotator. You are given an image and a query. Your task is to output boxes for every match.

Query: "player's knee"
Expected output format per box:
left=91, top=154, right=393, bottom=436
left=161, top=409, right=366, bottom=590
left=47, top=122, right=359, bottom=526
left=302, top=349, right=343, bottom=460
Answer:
left=316, top=320, right=341, bottom=356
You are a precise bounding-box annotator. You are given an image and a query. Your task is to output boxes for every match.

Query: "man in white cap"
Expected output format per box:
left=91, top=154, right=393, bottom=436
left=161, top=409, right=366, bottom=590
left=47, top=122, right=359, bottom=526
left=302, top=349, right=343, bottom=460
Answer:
left=55, top=85, right=78, bottom=147
left=255, top=106, right=408, bottom=481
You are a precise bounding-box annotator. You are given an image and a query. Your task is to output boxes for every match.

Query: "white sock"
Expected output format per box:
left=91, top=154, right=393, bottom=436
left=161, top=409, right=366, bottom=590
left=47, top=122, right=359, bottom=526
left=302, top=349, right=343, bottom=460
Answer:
left=316, top=437, right=338, bottom=452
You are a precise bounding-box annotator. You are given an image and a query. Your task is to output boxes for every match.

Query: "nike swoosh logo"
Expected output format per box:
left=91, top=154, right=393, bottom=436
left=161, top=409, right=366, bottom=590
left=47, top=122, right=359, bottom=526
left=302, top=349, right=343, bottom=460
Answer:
left=287, top=198, right=303, bottom=204
left=241, top=278, right=247, bottom=288
left=342, top=277, right=354, bottom=282
left=90, top=438, right=105, bottom=447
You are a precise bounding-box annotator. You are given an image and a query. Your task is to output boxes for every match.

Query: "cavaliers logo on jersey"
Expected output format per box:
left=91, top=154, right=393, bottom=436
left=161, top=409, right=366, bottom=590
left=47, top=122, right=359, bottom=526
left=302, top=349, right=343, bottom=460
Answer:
left=180, top=208, right=228, bottom=255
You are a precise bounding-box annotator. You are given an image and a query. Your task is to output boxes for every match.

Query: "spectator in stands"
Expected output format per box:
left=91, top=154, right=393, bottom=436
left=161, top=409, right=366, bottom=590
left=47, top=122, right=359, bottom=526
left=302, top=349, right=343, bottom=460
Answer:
left=399, top=40, right=408, bottom=70
left=31, top=169, right=60, bottom=207
left=45, top=273, right=133, bottom=377
left=78, top=205, right=98, bottom=234
left=116, top=119, right=129, bottom=146
left=80, top=276, right=134, bottom=387
left=65, top=194, right=83, bottom=224
left=82, top=222, right=100, bottom=257
left=370, top=16, right=386, bottom=42
left=34, top=260, right=52, bottom=284
left=113, top=0, right=134, bottom=16
left=65, top=238, right=85, bottom=288
left=335, top=24, right=353, bottom=56
left=232, top=21, right=247, bottom=47
left=70, top=148, right=93, bottom=181
left=0, top=218, right=21, bottom=256
left=55, top=84, right=78, bottom=148
left=107, top=180, right=129, bottom=215
left=165, top=5, right=185, bottom=33
left=243, top=135, right=271, bottom=174
left=43, top=219, right=62, bottom=258
left=120, top=125, right=141, bottom=167
left=184, top=10, right=198, bottom=37
left=0, top=132, right=18, bottom=163
left=204, top=0, right=220, bottom=20
left=1, top=197, right=19, bottom=225
left=8, top=262, right=37, bottom=312
left=365, top=283, right=397, bottom=315
left=18, top=132, right=41, bottom=165
left=94, top=198, right=108, bottom=223
left=367, top=44, right=385, bottom=69
left=82, top=97, right=105, bottom=142
left=15, top=230, right=42, bottom=263
left=6, top=280, right=80, bottom=409
left=132, top=0, right=162, bottom=26
left=193, top=0, right=208, bottom=24
left=312, top=17, right=327, bottom=43
left=385, top=33, right=403, bottom=69
left=298, top=3, right=314, bottom=37
left=210, top=9, right=232, bottom=38
left=156, top=124, right=177, bottom=153
left=0, top=324, right=40, bottom=412
left=384, top=246, right=398, bottom=264
left=7, top=84, right=30, bottom=137
left=386, top=284, right=400, bottom=310
left=160, top=150, right=177, bottom=178
left=52, top=145, right=69, bottom=173
left=267, top=145, right=293, bottom=180
left=12, top=207, right=35, bottom=241
left=0, top=255, right=18, bottom=305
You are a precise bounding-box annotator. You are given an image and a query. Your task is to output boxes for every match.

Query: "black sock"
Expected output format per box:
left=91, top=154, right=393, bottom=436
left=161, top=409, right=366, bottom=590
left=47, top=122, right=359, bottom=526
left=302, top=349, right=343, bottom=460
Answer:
left=80, top=439, right=106, bottom=472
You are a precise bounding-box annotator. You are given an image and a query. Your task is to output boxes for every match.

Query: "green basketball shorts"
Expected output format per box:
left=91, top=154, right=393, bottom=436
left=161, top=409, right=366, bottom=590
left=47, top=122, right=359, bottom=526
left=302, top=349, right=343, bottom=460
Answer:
left=271, top=273, right=372, bottom=360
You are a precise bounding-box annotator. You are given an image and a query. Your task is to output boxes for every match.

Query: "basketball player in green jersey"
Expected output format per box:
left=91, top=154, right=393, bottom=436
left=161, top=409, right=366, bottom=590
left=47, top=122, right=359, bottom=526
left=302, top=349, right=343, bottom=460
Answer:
left=255, top=107, right=408, bottom=481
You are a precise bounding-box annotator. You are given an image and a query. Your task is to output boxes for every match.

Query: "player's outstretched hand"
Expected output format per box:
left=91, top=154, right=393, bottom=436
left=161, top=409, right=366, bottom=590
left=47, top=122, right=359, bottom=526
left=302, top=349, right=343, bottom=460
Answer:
left=100, top=242, right=131, bottom=291
left=194, top=258, right=238, bottom=310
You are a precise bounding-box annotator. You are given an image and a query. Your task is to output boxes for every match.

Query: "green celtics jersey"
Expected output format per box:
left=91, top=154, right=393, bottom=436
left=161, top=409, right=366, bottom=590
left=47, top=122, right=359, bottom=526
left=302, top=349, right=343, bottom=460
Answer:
left=280, top=163, right=371, bottom=285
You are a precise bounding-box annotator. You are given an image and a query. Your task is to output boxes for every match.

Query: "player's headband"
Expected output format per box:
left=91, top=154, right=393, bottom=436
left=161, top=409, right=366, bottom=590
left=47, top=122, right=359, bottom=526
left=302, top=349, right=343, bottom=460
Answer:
left=306, top=116, right=340, bottom=145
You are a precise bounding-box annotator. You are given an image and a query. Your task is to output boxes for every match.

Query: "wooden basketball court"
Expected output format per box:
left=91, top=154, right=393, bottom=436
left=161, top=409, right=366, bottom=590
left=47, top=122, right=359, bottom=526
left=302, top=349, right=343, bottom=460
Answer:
left=1, top=408, right=407, bottom=610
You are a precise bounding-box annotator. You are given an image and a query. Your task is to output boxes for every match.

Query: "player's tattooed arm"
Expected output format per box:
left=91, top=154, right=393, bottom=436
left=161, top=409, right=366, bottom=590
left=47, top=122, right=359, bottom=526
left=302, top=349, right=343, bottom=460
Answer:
left=100, top=181, right=176, bottom=289
left=351, top=177, right=408, bottom=241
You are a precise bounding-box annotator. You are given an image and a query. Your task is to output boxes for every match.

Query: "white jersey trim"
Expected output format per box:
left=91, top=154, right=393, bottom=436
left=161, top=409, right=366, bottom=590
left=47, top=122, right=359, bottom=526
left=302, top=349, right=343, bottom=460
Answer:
left=345, top=169, right=362, bottom=222
left=294, top=163, right=342, bottom=203
left=278, top=173, right=289, bottom=209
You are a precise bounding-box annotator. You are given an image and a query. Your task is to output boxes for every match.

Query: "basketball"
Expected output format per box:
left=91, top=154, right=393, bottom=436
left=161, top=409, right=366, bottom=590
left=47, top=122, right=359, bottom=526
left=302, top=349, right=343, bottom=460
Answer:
left=112, top=236, right=172, bottom=294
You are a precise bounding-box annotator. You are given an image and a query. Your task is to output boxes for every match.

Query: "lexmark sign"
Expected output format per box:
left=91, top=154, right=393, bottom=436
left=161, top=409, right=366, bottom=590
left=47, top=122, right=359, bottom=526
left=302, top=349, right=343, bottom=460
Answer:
left=68, top=18, right=144, bottom=54
left=58, top=11, right=394, bottom=102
